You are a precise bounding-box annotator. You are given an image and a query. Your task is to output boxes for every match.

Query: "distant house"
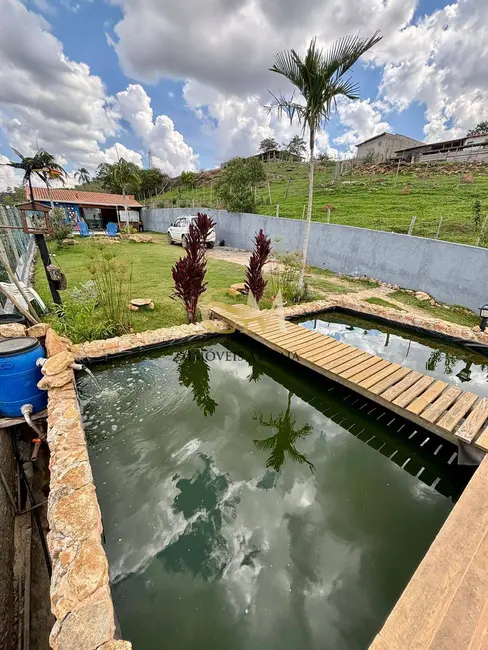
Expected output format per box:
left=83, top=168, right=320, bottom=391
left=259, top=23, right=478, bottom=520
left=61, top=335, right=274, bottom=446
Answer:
left=25, top=187, right=142, bottom=230
left=356, top=133, right=424, bottom=163
left=221, top=149, right=303, bottom=167
left=395, top=132, right=488, bottom=163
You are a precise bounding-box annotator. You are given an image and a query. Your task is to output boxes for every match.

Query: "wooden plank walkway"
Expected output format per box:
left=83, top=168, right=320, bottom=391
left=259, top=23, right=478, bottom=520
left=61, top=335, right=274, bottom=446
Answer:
left=210, top=303, right=488, bottom=452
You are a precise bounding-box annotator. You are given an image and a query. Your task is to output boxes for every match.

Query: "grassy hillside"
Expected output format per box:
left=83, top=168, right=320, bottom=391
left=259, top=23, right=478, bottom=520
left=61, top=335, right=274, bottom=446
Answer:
left=151, top=161, right=488, bottom=245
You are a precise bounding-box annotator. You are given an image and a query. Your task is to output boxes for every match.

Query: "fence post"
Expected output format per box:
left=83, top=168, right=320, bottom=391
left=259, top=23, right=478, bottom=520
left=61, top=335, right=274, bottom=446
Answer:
left=276, top=204, right=279, bottom=218
left=327, top=207, right=331, bottom=224
left=267, top=181, right=272, bottom=205
left=435, top=215, right=443, bottom=240
left=302, top=204, right=306, bottom=219
left=285, top=178, right=291, bottom=199
left=407, top=216, right=417, bottom=235
left=476, top=215, right=488, bottom=246
left=394, top=159, right=401, bottom=187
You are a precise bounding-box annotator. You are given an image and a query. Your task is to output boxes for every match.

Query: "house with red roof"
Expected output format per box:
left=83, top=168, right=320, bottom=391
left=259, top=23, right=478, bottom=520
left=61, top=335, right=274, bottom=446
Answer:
left=25, top=187, right=143, bottom=230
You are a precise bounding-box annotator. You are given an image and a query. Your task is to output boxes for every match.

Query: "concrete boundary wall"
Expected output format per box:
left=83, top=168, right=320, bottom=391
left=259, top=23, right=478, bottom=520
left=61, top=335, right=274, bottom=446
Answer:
left=142, top=207, right=488, bottom=312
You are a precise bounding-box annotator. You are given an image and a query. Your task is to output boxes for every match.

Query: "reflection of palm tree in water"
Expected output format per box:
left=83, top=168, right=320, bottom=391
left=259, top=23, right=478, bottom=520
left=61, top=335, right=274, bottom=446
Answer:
left=253, top=391, right=315, bottom=472
left=174, top=348, right=218, bottom=416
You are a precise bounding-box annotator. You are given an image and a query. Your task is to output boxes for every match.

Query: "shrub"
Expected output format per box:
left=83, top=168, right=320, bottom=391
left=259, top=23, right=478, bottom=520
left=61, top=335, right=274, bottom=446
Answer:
left=87, top=245, right=133, bottom=335
left=49, top=207, right=72, bottom=246
left=52, top=281, right=117, bottom=342
left=268, top=251, right=310, bottom=305
left=245, top=229, right=271, bottom=304
left=216, top=157, right=266, bottom=213
left=171, top=213, right=216, bottom=323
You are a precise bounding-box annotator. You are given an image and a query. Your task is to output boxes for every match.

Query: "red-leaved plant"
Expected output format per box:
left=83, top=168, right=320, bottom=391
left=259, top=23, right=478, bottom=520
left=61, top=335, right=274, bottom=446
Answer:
left=245, top=229, right=272, bottom=303
left=171, top=212, right=216, bottom=323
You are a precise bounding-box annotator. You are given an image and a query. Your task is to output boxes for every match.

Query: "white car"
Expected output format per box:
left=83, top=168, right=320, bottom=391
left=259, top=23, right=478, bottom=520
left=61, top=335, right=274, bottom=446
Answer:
left=167, top=215, right=216, bottom=248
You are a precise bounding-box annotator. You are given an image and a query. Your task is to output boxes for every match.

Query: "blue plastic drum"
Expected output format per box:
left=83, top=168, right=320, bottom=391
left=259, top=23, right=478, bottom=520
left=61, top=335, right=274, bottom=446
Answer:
left=0, top=337, right=47, bottom=417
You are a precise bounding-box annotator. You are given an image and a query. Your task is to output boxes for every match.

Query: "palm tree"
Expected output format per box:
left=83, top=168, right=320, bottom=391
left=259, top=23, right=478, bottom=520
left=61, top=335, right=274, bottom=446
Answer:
left=253, top=391, right=315, bottom=472
left=108, top=158, right=141, bottom=229
left=74, top=167, right=90, bottom=185
left=267, top=32, right=382, bottom=289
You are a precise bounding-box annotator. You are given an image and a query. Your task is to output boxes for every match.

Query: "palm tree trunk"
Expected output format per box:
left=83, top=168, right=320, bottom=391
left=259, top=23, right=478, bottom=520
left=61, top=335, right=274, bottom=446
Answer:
left=299, top=126, right=315, bottom=289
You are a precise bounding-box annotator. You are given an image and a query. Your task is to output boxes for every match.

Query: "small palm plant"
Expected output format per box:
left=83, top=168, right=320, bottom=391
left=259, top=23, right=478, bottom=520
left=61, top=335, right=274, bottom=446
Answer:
left=267, top=32, right=382, bottom=289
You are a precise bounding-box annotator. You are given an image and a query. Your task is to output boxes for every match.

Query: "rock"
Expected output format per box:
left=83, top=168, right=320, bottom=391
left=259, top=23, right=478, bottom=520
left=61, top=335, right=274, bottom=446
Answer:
left=0, top=322, right=26, bottom=338
left=473, top=325, right=481, bottom=332
left=392, top=284, right=399, bottom=290
left=461, top=173, right=474, bottom=184
left=50, top=484, right=101, bottom=541
left=27, top=322, right=50, bottom=338
left=400, top=185, right=411, bottom=194
left=68, top=538, right=108, bottom=601
left=128, top=304, right=139, bottom=311
left=38, top=369, right=73, bottom=390
left=128, top=234, right=153, bottom=243
left=147, top=301, right=155, bottom=310
left=42, top=350, right=75, bottom=376
left=130, top=298, right=154, bottom=309
left=53, top=599, right=115, bottom=650
left=415, top=291, right=430, bottom=301
left=61, top=239, right=75, bottom=246
left=231, top=283, right=248, bottom=295
left=46, top=328, right=69, bottom=356
left=99, top=643, right=132, bottom=650
left=429, top=299, right=436, bottom=306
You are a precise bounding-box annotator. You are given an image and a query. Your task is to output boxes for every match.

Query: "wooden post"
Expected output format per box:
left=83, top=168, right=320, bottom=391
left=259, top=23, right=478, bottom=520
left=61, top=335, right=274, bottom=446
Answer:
left=267, top=181, right=272, bottom=205
left=302, top=204, right=306, bottom=219
left=407, top=216, right=417, bottom=235
left=285, top=178, right=291, bottom=199
left=327, top=207, right=331, bottom=223
left=476, top=215, right=488, bottom=246
left=435, top=216, right=443, bottom=240
left=276, top=204, right=279, bottom=218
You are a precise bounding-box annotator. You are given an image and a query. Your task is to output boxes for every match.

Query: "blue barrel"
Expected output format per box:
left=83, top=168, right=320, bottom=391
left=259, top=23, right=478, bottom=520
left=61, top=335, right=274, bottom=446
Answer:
left=0, top=337, right=47, bottom=417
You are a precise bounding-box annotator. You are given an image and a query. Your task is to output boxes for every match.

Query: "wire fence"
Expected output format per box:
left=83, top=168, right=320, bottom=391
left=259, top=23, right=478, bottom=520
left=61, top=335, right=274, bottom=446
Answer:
left=0, top=205, right=35, bottom=307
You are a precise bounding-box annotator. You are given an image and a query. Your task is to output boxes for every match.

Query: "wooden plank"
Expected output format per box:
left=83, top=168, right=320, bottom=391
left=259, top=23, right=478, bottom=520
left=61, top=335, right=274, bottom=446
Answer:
left=456, top=398, right=488, bottom=443
left=324, top=352, right=374, bottom=375
left=392, top=375, right=436, bottom=408
left=407, top=380, right=448, bottom=415
left=348, top=358, right=392, bottom=385
left=340, top=356, right=383, bottom=380
left=421, top=386, right=463, bottom=424
left=437, top=392, right=479, bottom=433
left=474, top=424, right=488, bottom=451
left=265, top=326, right=313, bottom=344
left=0, top=409, right=47, bottom=430
left=315, top=344, right=355, bottom=367
left=326, top=350, right=371, bottom=373
left=296, top=338, right=337, bottom=359
left=359, top=363, right=403, bottom=390
left=282, top=331, right=321, bottom=349
left=290, top=334, right=332, bottom=354
left=380, top=371, right=423, bottom=402
left=306, top=341, right=351, bottom=364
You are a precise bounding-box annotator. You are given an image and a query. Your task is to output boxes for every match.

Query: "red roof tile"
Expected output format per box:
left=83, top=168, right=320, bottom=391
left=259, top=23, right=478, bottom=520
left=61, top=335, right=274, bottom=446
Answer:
left=26, top=187, right=142, bottom=208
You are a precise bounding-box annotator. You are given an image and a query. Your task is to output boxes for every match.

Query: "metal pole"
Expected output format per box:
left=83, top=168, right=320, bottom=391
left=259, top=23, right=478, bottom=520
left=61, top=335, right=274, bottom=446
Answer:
left=407, top=215, right=417, bottom=236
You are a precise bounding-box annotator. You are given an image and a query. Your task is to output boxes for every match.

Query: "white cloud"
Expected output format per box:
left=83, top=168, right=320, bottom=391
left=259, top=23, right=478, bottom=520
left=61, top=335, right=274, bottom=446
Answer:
left=0, top=154, right=24, bottom=189
left=334, top=99, right=392, bottom=156
left=0, top=0, right=143, bottom=188
left=116, top=84, right=198, bottom=175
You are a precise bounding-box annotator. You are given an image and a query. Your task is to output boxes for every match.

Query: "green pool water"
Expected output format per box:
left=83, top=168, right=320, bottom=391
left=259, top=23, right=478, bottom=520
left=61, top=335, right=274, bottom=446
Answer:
left=299, top=311, right=488, bottom=398
left=78, top=338, right=472, bottom=650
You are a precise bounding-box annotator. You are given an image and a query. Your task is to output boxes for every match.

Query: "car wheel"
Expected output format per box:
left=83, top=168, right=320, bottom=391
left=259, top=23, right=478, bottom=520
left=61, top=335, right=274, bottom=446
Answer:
left=182, top=235, right=188, bottom=248
left=206, top=242, right=214, bottom=249
left=168, top=232, right=173, bottom=245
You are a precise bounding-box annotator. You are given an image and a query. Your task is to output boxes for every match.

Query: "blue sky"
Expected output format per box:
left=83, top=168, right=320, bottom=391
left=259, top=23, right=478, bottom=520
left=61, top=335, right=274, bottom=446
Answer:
left=0, top=0, right=486, bottom=186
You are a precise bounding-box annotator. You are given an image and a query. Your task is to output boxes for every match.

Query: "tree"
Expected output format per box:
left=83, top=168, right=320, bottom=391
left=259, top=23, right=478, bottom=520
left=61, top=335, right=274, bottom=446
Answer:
left=50, top=207, right=72, bottom=247
left=267, top=32, right=382, bottom=289
left=0, top=185, right=25, bottom=206
left=31, top=150, right=67, bottom=212
left=316, top=151, right=330, bottom=162
left=467, top=122, right=488, bottom=137
left=215, top=157, right=266, bottom=213
left=102, top=159, right=141, bottom=228
left=245, top=229, right=271, bottom=304
left=139, top=168, right=169, bottom=199
left=174, top=347, right=218, bottom=416
left=284, top=135, right=306, bottom=158
left=259, top=137, right=279, bottom=153
left=74, top=168, right=90, bottom=184
left=180, top=171, right=198, bottom=190
left=253, top=391, right=315, bottom=472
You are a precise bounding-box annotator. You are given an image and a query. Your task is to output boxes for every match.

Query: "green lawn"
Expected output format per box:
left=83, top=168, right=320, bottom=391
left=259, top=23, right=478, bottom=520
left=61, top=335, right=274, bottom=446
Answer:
left=154, top=161, right=488, bottom=245
left=35, top=234, right=249, bottom=332
left=388, top=291, right=479, bottom=328
left=364, top=297, right=405, bottom=311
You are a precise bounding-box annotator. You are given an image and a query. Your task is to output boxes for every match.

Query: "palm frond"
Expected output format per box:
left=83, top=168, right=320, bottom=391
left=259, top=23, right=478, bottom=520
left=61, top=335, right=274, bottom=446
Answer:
left=253, top=436, right=277, bottom=451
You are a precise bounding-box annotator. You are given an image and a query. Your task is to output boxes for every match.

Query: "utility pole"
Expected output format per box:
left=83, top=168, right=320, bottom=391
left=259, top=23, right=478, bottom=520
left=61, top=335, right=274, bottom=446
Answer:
left=148, top=148, right=153, bottom=169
